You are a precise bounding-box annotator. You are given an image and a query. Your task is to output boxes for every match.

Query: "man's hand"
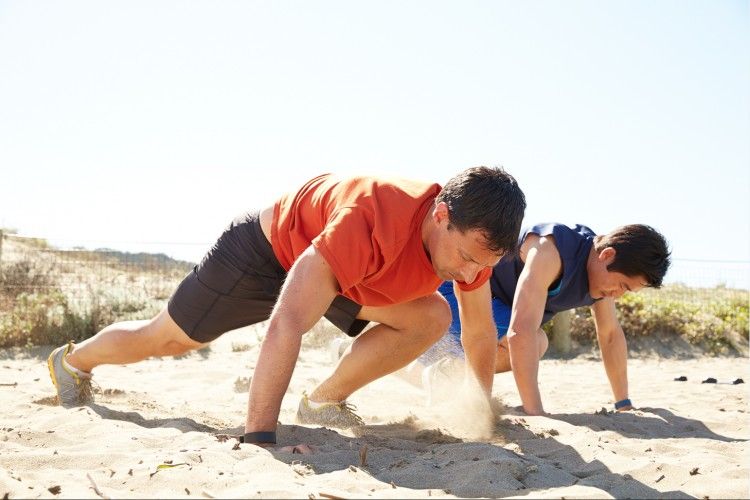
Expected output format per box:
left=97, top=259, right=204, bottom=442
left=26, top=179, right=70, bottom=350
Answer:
left=522, top=403, right=546, bottom=416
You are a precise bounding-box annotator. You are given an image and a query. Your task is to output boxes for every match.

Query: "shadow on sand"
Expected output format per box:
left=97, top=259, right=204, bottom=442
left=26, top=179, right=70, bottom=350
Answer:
left=43, top=399, right=703, bottom=498
left=261, top=416, right=693, bottom=499
left=550, top=406, right=746, bottom=443
left=86, top=402, right=218, bottom=434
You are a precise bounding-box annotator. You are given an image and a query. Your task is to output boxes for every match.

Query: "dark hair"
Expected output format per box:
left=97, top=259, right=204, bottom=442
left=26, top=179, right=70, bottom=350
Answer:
left=436, top=166, right=526, bottom=255
left=594, top=224, right=671, bottom=288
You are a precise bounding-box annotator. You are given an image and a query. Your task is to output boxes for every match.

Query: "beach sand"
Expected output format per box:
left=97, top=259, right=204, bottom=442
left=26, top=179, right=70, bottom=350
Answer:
left=1, top=326, right=747, bottom=499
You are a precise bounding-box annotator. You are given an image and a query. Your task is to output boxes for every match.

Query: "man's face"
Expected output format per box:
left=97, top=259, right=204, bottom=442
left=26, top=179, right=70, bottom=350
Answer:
left=588, top=247, right=647, bottom=299
left=427, top=203, right=504, bottom=285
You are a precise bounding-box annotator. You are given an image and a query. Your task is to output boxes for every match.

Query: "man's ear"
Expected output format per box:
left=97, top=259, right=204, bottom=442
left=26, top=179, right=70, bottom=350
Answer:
left=433, top=201, right=450, bottom=224
left=599, top=246, right=617, bottom=265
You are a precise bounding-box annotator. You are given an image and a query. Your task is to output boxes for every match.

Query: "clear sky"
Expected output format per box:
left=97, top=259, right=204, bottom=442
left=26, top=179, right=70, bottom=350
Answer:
left=1, top=1, right=748, bottom=286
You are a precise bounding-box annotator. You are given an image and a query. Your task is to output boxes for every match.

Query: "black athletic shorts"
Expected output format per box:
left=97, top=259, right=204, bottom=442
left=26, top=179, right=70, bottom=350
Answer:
left=168, top=211, right=369, bottom=343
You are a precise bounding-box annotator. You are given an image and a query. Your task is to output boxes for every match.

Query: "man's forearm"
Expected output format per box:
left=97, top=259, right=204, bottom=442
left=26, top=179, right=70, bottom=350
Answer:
left=599, top=328, right=629, bottom=402
left=245, top=326, right=303, bottom=433
left=508, top=330, right=544, bottom=414
left=463, top=335, right=497, bottom=396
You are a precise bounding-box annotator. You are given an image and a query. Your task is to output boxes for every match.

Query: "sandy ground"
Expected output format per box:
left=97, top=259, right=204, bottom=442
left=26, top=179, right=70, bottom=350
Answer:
left=1, top=327, right=748, bottom=499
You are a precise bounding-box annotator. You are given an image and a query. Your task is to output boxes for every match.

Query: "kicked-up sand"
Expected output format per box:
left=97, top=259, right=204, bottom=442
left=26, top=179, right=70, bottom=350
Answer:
left=0, top=326, right=747, bottom=499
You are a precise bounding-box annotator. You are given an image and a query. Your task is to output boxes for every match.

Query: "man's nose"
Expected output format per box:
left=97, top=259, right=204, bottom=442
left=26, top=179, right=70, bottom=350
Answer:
left=460, top=263, right=481, bottom=284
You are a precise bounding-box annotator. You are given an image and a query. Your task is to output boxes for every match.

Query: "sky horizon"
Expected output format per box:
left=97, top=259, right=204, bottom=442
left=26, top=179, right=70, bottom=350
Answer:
left=1, top=1, right=748, bottom=288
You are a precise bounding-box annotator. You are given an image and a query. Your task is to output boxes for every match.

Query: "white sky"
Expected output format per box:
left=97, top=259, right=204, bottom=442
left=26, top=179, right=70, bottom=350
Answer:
left=1, top=1, right=748, bottom=285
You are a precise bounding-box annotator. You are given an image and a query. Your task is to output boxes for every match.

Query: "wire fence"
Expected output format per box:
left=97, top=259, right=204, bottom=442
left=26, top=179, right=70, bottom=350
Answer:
left=0, top=232, right=195, bottom=310
left=0, top=230, right=748, bottom=349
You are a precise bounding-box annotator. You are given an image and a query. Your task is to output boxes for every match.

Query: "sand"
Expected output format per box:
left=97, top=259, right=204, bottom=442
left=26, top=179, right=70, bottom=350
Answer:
left=1, top=327, right=747, bottom=499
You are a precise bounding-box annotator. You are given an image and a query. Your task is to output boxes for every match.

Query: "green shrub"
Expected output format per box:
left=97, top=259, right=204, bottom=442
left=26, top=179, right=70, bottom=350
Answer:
left=0, top=249, right=177, bottom=347
left=564, top=285, right=749, bottom=355
left=1, top=246, right=747, bottom=355
left=0, top=291, right=67, bottom=347
left=0, top=288, right=161, bottom=348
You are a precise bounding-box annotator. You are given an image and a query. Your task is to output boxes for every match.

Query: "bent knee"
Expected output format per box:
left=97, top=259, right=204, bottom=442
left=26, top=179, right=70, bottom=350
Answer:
left=420, top=294, right=452, bottom=340
left=159, top=339, right=199, bottom=356
left=138, top=309, right=205, bottom=355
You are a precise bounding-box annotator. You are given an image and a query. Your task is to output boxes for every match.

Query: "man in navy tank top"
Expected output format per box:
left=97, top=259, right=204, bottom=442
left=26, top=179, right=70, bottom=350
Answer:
left=408, top=223, right=671, bottom=415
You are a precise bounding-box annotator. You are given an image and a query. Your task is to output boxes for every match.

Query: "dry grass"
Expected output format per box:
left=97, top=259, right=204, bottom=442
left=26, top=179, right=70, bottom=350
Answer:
left=0, top=237, right=187, bottom=347
left=558, top=285, right=749, bottom=356
left=1, top=235, right=747, bottom=355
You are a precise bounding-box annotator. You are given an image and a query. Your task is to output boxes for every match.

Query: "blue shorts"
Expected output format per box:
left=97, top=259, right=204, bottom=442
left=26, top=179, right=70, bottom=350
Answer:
left=419, top=281, right=511, bottom=364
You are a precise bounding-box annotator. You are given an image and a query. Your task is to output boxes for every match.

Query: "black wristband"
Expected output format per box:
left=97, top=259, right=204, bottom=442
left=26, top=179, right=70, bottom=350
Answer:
left=614, top=398, right=632, bottom=410
left=241, top=431, right=277, bottom=444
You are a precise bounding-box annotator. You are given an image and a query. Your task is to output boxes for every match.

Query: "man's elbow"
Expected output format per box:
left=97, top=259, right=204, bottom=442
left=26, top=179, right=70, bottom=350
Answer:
left=507, top=328, right=536, bottom=344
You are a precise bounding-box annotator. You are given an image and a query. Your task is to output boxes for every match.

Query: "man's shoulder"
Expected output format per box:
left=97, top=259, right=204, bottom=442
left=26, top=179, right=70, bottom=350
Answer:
left=521, top=232, right=562, bottom=261
left=337, top=177, right=443, bottom=221
left=514, top=234, right=563, bottom=289
left=348, top=174, right=441, bottom=197
left=313, top=174, right=437, bottom=199
left=524, top=222, right=595, bottom=240
left=522, top=223, right=596, bottom=258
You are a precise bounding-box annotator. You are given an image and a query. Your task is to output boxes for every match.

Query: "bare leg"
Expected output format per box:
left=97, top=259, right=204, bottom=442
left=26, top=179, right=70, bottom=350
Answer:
left=66, top=307, right=206, bottom=372
left=494, top=328, right=549, bottom=374
left=309, top=293, right=451, bottom=402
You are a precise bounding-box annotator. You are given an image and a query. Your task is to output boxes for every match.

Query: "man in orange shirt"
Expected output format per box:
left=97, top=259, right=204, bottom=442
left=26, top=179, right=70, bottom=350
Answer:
left=47, top=167, right=526, bottom=450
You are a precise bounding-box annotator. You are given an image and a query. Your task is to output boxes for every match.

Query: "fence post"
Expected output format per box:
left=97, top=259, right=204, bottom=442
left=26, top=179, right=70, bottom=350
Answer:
left=551, top=309, right=572, bottom=354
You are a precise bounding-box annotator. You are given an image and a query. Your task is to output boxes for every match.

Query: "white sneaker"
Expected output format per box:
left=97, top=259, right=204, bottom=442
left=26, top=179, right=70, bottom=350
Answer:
left=327, top=337, right=349, bottom=364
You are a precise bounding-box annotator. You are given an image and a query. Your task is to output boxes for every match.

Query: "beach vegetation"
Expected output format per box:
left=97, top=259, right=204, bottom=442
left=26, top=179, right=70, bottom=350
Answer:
left=562, top=286, right=749, bottom=355
left=0, top=235, right=747, bottom=354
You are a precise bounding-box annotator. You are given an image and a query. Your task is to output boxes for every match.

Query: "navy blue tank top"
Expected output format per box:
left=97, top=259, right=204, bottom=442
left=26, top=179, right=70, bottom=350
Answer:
left=490, top=223, right=598, bottom=325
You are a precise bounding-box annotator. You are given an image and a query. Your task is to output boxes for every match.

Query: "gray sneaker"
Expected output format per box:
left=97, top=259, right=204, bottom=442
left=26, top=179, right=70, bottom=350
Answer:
left=47, top=342, right=93, bottom=407
left=296, top=393, right=365, bottom=429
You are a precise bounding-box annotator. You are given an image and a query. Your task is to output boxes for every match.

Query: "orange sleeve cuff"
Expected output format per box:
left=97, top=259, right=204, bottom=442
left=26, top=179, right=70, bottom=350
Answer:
left=455, top=267, right=492, bottom=292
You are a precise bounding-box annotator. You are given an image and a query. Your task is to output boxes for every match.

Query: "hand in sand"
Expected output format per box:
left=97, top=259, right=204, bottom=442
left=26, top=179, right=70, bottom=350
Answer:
left=521, top=404, right=547, bottom=416
left=511, top=404, right=547, bottom=416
